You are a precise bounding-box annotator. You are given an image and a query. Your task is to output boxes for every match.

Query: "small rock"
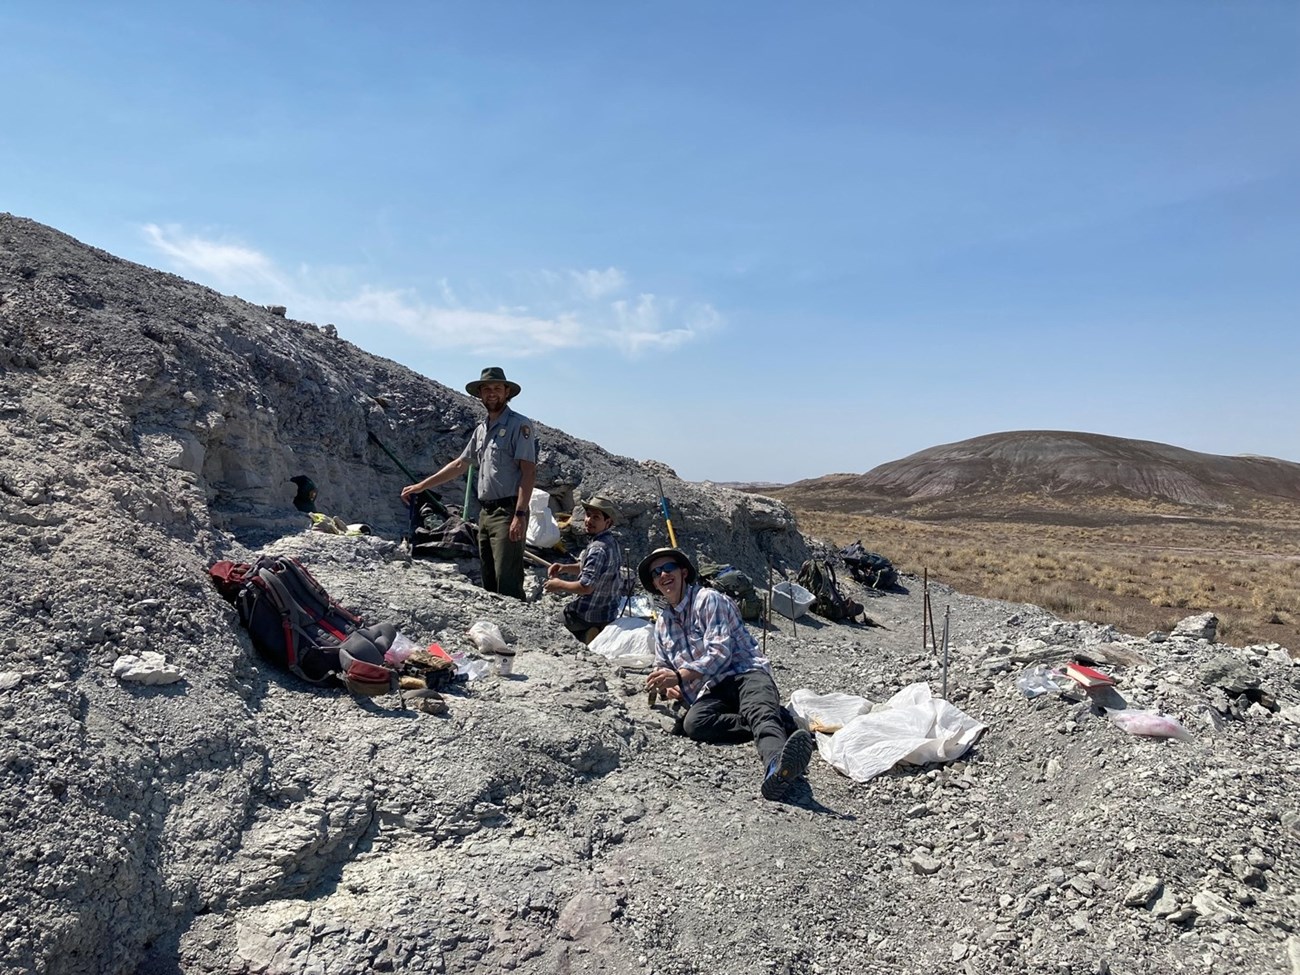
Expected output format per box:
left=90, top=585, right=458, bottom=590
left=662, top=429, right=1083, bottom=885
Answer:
left=910, top=855, right=942, bottom=876
left=1123, top=876, right=1161, bottom=907
left=111, top=652, right=183, bottom=685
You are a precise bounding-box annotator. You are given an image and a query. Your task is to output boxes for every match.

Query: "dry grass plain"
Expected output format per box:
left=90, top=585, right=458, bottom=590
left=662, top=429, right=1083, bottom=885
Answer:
left=767, top=488, right=1300, bottom=655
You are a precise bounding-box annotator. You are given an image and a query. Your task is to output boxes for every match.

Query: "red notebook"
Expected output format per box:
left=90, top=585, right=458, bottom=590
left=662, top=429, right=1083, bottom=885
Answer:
left=1066, top=662, right=1117, bottom=688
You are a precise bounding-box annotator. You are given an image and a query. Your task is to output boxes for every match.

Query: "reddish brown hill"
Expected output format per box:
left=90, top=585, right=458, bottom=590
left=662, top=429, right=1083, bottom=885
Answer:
left=779, top=430, right=1300, bottom=517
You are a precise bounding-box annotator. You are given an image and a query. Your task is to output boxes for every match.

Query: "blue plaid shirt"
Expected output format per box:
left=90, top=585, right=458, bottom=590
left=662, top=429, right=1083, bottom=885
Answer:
left=653, top=584, right=770, bottom=704
left=571, top=530, right=623, bottom=625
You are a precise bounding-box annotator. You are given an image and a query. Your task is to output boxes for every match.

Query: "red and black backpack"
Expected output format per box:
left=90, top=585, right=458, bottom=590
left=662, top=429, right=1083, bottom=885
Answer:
left=209, top=556, right=397, bottom=695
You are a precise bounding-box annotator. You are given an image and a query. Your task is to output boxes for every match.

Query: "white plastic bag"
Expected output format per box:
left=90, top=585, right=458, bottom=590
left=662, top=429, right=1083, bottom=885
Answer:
left=467, top=620, right=508, bottom=655
left=1107, top=708, right=1192, bottom=741
left=812, top=683, right=987, bottom=783
left=586, top=617, right=654, bottom=661
left=788, top=689, right=873, bottom=734
left=525, top=488, right=561, bottom=548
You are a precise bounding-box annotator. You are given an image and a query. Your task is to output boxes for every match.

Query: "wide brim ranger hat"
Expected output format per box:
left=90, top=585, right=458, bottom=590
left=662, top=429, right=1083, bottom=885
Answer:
left=578, top=495, right=619, bottom=524
left=637, top=547, right=698, bottom=591
left=465, top=366, right=521, bottom=400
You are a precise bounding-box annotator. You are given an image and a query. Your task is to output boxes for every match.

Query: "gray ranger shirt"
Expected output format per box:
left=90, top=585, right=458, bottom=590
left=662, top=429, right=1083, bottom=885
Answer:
left=458, top=406, right=537, bottom=502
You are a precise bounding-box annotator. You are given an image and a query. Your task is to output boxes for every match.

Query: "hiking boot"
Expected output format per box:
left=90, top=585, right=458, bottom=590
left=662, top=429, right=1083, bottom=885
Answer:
left=761, top=729, right=815, bottom=801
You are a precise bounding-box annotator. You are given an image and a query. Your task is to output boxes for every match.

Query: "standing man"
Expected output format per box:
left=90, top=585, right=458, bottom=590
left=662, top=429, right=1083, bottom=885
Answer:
left=401, top=367, right=537, bottom=599
left=543, top=495, right=624, bottom=644
left=639, top=547, right=815, bottom=802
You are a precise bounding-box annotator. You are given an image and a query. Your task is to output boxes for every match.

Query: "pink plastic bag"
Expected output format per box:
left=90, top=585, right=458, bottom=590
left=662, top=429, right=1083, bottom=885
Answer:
left=1107, top=708, right=1192, bottom=741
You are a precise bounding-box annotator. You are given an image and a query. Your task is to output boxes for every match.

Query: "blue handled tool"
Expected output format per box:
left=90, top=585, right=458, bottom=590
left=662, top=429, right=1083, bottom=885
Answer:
left=655, top=476, right=679, bottom=549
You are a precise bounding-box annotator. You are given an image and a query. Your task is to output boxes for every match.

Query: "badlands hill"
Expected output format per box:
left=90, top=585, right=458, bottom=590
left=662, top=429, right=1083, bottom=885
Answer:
left=780, top=431, right=1300, bottom=518
left=2, top=215, right=1299, bottom=975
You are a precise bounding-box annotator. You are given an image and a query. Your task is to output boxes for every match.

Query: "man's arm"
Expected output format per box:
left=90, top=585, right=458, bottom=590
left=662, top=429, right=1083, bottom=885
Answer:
left=646, top=617, right=680, bottom=693
left=543, top=552, right=589, bottom=593
left=543, top=576, right=592, bottom=595
left=507, top=459, right=537, bottom=543
left=400, top=455, right=469, bottom=502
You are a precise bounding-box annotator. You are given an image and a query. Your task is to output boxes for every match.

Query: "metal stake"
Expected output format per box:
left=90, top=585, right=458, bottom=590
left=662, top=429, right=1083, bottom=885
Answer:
left=941, top=604, right=951, bottom=699
left=922, top=567, right=930, bottom=650
left=763, top=557, right=771, bottom=655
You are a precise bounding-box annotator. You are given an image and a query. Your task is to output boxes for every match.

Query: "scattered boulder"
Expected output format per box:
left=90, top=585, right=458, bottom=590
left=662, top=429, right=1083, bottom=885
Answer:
left=1173, top=612, right=1218, bottom=642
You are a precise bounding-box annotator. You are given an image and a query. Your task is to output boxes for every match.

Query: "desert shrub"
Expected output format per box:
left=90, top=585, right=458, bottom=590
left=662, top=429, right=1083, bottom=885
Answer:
left=773, top=497, right=1300, bottom=649
left=1039, top=584, right=1081, bottom=616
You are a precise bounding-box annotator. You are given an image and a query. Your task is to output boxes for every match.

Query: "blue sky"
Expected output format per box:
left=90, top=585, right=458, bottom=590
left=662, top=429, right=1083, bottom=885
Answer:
left=4, top=3, right=1298, bottom=482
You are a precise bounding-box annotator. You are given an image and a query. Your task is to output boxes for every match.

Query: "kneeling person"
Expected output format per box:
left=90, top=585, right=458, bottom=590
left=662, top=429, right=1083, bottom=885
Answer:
left=639, top=547, right=814, bottom=801
left=544, top=496, right=624, bottom=644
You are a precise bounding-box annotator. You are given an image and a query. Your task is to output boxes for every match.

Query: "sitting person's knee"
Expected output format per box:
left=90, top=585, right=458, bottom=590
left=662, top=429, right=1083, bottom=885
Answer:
left=681, top=707, right=709, bottom=740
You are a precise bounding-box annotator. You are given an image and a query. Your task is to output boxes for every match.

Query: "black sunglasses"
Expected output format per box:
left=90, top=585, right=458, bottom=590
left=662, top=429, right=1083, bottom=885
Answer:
left=649, top=563, right=681, bottom=579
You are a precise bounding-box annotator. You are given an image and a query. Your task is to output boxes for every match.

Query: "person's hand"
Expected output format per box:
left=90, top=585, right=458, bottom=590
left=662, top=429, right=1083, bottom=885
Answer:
left=542, top=578, right=564, bottom=595
left=400, top=484, right=418, bottom=501
left=664, top=686, right=683, bottom=701
left=508, top=514, right=525, bottom=542
left=645, top=668, right=679, bottom=692
left=547, top=563, right=562, bottom=579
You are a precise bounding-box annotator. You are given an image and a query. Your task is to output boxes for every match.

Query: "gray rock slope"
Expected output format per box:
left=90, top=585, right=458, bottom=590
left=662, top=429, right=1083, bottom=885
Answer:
left=2, top=215, right=1299, bottom=975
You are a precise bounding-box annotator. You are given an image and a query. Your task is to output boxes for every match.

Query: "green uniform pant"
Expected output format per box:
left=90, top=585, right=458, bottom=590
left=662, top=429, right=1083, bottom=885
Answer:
left=478, top=507, right=525, bottom=600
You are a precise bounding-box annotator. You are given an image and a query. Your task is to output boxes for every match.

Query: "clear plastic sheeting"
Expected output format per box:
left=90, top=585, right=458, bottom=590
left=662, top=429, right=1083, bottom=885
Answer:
left=789, top=683, right=987, bottom=783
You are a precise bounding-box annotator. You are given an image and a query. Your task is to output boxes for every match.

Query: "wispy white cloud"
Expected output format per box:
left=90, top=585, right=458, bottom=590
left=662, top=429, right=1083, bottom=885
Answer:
left=141, top=224, right=286, bottom=290
left=606, top=293, right=721, bottom=354
left=570, top=266, right=627, bottom=300
left=140, top=225, right=720, bottom=358
left=334, top=287, right=584, bottom=356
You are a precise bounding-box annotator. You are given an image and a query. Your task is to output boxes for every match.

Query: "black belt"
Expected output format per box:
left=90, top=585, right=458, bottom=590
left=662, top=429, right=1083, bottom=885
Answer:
left=479, top=497, right=516, bottom=513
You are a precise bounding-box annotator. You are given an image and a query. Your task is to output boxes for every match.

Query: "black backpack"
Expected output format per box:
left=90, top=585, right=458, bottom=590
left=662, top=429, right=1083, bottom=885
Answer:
left=839, top=542, right=898, bottom=590
left=210, top=556, right=398, bottom=695
left=796, top=559, right=864, bottom=622
left=410, top=504, right=478, bottom=561
left=699, top=562, right=764, bottom=622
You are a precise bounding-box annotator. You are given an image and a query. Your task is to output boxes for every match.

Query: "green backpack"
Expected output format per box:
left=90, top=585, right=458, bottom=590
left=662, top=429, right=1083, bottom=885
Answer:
left=796, top=559, right=864, bottom=623
left=698, top=562, right=764, bottom=622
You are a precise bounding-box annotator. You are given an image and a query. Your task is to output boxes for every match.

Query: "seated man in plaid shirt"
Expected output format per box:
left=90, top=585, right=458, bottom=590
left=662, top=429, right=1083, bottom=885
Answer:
left=544, top=495, right=624, bottom=644
left=639, top=547, right=815, bottom=802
